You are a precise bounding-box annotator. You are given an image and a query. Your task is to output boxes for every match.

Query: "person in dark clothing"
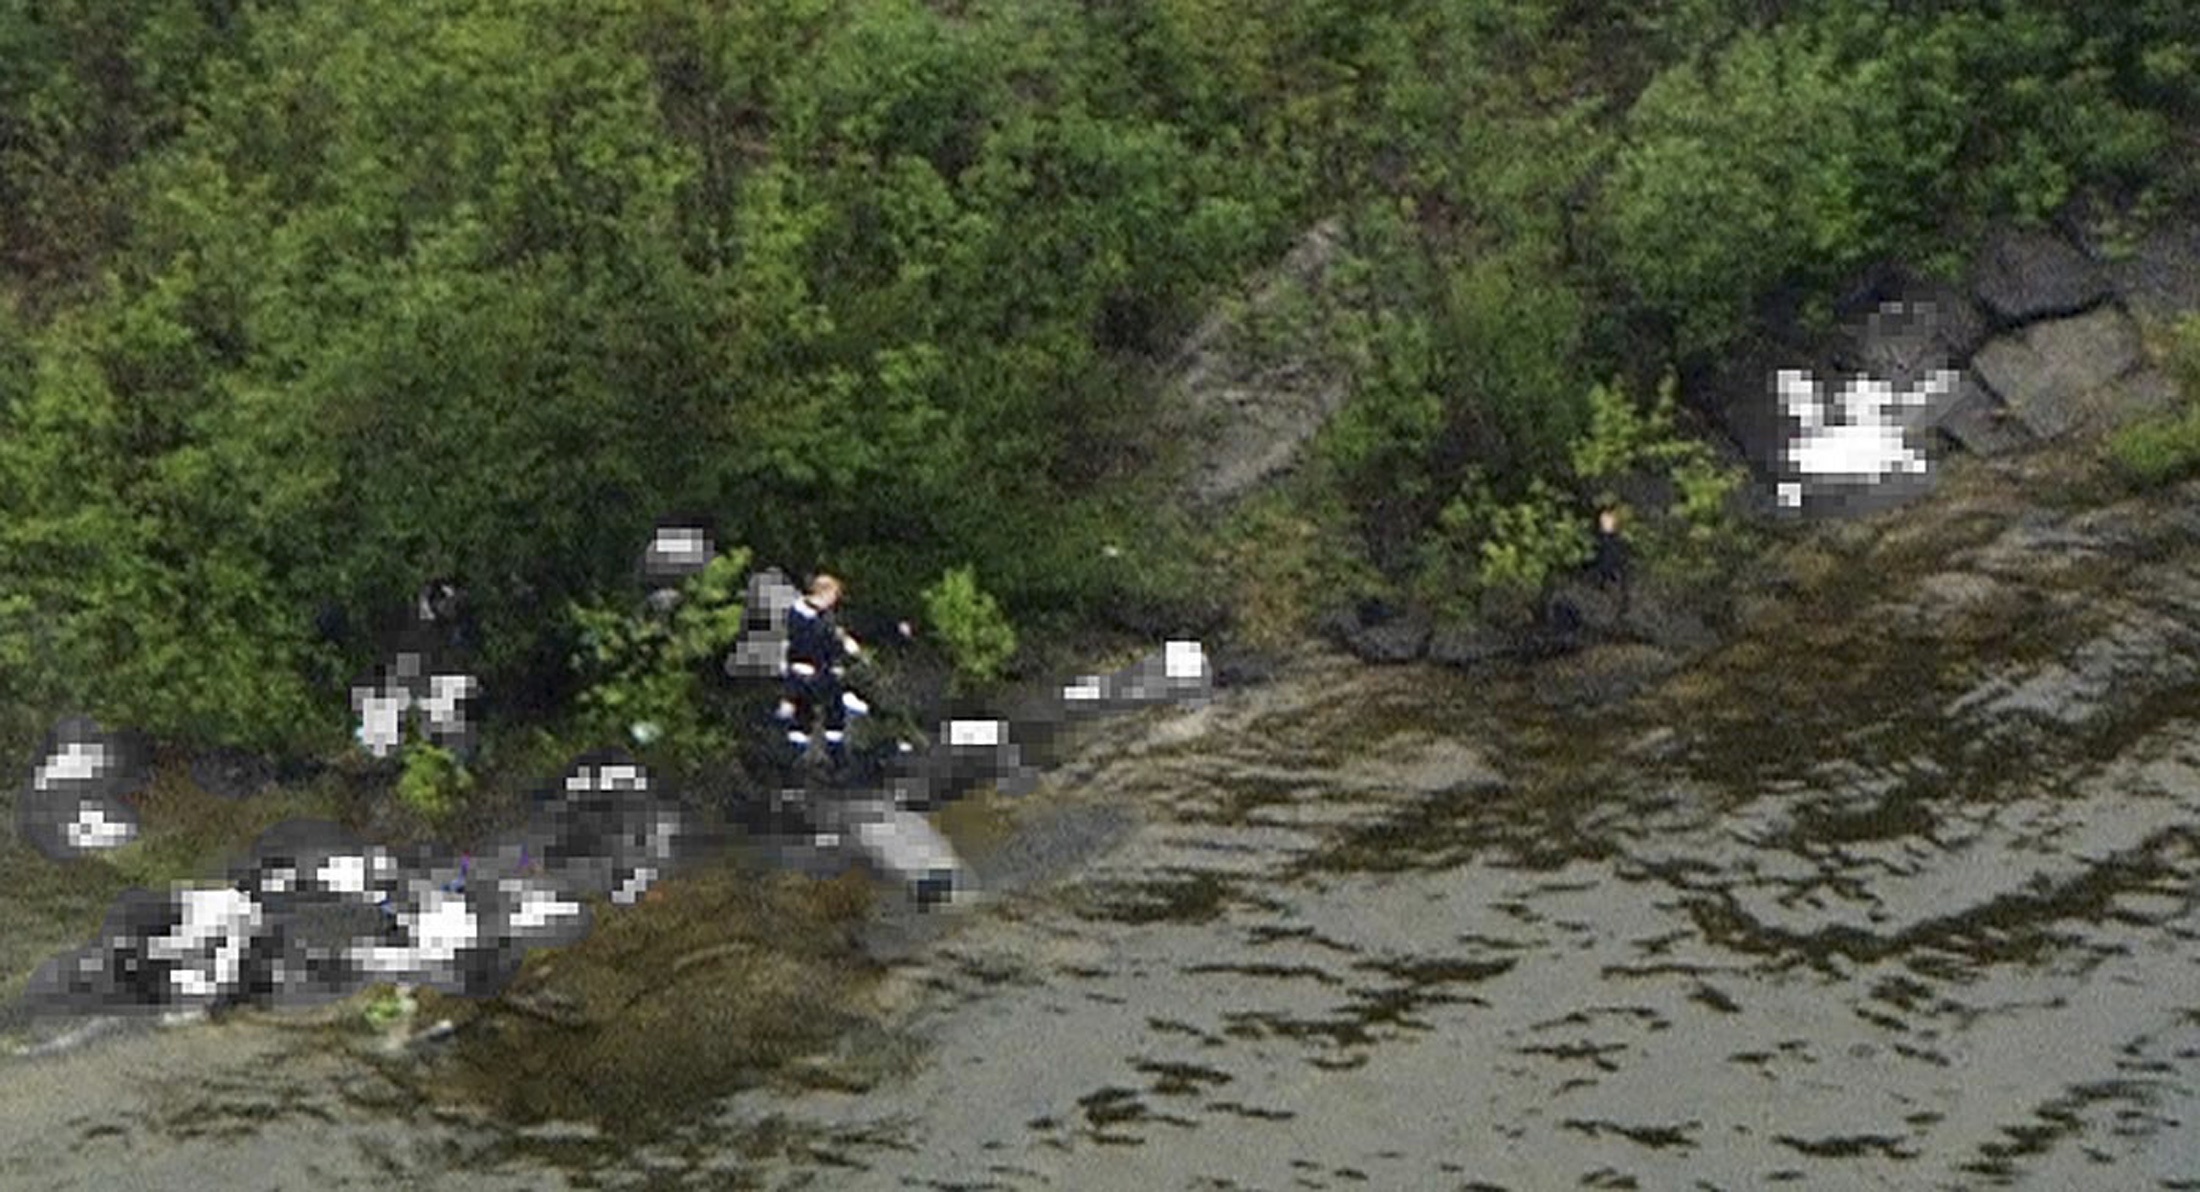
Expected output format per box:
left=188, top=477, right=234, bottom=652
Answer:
left=1589, top=507, right=1632, bottom=616
left=776, top=574, right=867, bottom=773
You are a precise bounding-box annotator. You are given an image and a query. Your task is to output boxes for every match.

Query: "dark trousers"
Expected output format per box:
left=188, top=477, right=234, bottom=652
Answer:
left=779, top=668, right=849, bottom=752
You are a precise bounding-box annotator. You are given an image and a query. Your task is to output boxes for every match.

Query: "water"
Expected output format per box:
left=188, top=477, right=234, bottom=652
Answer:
left=3, top=460, right=2199, bottom=1190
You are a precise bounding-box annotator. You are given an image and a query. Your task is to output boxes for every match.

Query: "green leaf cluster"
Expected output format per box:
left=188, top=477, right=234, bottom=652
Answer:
left=1416, top=472, right=1591, bottom=619
left=920, top=566, right=1018, bottom=694
left=397, top=741, right=474, bottom=823
left=1414, top=371, right=1751, bottom=617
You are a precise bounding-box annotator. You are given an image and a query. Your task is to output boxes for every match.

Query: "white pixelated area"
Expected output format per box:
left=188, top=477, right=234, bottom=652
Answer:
left=1774, top=366, right=1956, bottom=510
left=645, top=525, right=716, bottom=575
left=350, top=652, right=480, bottom=760
left=17, top=617, right=1213, bottom=1020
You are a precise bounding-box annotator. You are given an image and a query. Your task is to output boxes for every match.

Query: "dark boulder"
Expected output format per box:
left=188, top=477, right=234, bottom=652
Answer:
left=1970, top=227, right=2114, bottom=326
left=1209, top=646, right=1279, bottom=689
left=1691, top=337, right=1805, bottom=481
left=1350, top=613, right=1431, bottom=663
left=1828, top=272, right=1991, bottom=386
left=1316, top=600, right=1431, bottom=663
left=1425, top=621, right=1523, bottom=668
left=1934, top=373, right=2038, bottom=457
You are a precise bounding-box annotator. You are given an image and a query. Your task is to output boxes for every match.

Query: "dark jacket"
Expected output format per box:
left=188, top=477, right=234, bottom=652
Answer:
left=1590, top=529, right=1631, bottom=587
left=785, top=597, right=854, bottom=674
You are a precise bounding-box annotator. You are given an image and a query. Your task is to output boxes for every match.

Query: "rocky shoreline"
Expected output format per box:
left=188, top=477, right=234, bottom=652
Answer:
left=1297, top=214, right=2200, bottom=701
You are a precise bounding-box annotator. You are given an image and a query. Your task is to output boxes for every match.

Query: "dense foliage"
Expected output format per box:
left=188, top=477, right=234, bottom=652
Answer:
left=0, top=0, right=2193, bottom=761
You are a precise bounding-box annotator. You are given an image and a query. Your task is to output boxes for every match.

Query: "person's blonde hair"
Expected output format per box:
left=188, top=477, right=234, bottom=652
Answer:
left=808, top=573, right=843, bottom=601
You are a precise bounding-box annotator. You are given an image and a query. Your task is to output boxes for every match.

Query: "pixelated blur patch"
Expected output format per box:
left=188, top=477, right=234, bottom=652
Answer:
left=1772, top=366, right=1957, bottom=511
left=18, top=716, right=152, bottom=861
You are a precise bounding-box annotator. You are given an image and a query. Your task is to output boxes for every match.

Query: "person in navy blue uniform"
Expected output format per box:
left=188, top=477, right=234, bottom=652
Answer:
left=777, top=574, right=866, bottom=772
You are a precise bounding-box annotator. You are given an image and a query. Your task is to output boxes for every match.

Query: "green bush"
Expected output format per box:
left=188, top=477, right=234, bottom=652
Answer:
left=567, top=546, right=754, bottom=772
left=3, top=0, right=2196, bottom=763
left=1435, top=241, right=1591, bottom=479
left=1414, top=370, right=1751, bottom=617
left=1416, top=471, right=1590, bottom=621
left=1322, top=305, right=1445, bottom=508
left=2106, top=314, right=2200, bottom=490
left=1601, top=20, right=1962, bottom=359
left=1571, top=371, right=1750, bottom=580
left=921, top=565, right=1018, bottom=693
left=2105, top=409, right=2200, bottom=489
left=397, top=741, right=472, bottom=822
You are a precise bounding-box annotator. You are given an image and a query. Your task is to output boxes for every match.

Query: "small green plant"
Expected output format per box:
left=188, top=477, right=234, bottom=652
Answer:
left=2106, top=313, right=2200, bottom=490
left=1477, top=481, right=1595, bottom=595
left=1417, top=471, right=1592, bottom=621
left=921, top=565, right=1018, bottom=693
left=361, top=984, right=415, bottom=1030
left=1570, top=372, right=1705, bottom=486
left=1669, top=453, right=1748, bottom=542
left=2106, top=406, right=2200, bottom=489
left=1572, top=371, right=1751, bottom=574
left=397, top=741, right=471, bottom=821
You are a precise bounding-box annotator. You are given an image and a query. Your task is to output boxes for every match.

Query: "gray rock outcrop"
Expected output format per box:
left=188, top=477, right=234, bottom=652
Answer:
left=1317, top=601, right=1433, bottom=664
left=1166, top=219, right=1350, bottom=508
left=1827, top=276, right=1990, bottom=393
left=1970, top=226, right=2115, bottom=325
left=1700, top=219, right=2196, bottom=493
left=1969, top=307, right=2149, bottom=439
left=1933, top=374, right=2037, bottom=457
left=2102, top=223, right=2200, bottom=323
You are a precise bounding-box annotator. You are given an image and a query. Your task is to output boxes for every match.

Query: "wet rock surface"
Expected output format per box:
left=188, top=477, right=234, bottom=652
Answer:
left=677, top=461, right=2200, bottom=1192
left=1930, top=372, right=2038, bottom=457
